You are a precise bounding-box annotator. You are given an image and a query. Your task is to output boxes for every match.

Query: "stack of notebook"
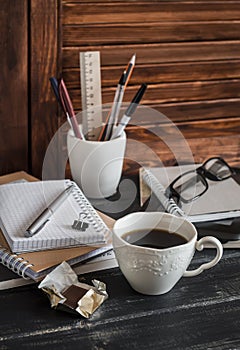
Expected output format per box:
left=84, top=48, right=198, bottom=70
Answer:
left=140, top=165, right=240, bottom=222
left=0, top=172, right=115, bottom=282
left=140, top=165, right=240, bottom=247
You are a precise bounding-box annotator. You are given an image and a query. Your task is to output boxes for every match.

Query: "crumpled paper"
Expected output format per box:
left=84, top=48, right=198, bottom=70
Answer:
left=38, top=261, right=108, bottom=318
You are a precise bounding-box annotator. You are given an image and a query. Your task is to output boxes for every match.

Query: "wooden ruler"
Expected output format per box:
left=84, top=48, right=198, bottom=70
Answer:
left=80, top=51, right=102, bottom=140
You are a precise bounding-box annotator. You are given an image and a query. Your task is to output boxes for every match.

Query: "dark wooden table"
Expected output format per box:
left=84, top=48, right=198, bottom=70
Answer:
left=1, top=172, right=240, bottom=350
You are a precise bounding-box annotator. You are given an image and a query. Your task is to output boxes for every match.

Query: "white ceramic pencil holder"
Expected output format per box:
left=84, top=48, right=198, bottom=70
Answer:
left=67, top=126, right=126, bottom=198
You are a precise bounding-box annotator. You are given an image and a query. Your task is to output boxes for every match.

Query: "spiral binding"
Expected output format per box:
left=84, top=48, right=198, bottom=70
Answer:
left=142, top=169, right=185, bottom=217
left=0, top=247, right=33, bottom=279
left=66, top=180, right=110, bottom=242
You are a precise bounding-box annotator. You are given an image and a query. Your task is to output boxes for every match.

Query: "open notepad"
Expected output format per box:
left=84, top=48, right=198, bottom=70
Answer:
left=140, top=165, right=240, bottom=223
left=0, top=180, right=110, bottom=253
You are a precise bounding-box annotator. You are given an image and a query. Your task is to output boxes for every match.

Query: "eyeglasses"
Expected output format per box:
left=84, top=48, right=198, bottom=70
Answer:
left=165, top=157, right=235, bottom=204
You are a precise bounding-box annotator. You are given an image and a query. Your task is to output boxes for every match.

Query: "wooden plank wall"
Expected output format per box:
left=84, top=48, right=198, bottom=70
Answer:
left=30, top=0, right=61, bottom=178
left=2, top=1, right=239, bottom=177
left=0, top=0, right=28, bottom=175
left=0, top=0, right=60, bottom=178
left=62, top=0, right=240, bottom=173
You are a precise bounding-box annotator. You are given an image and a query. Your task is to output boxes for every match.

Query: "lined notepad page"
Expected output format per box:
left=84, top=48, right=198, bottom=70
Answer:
left=0, top=180, right=110, bottom=253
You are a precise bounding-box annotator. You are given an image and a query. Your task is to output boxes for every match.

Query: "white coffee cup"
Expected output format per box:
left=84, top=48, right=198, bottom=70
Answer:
left=113, top=212, right=223, bottom=295
left=67, top=126, right=126, bottom=198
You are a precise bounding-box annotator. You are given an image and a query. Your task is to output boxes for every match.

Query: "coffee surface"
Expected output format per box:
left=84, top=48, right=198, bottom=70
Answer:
left=122, top=228, right=187, bottom=249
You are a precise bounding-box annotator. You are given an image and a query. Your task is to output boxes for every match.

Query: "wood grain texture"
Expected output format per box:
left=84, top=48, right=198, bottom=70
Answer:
left=122, top=119, right=240, bottom=173
left=62, top=41, right=240, bottom=67
left=1, top=0, right=240, bottom=178
left=1, top=231, right=240, bottom=349
left=0, top=0, right=28, bottom=175
left=61, top=0, right=240, bottom=171
left=63, top=60, right=240, bottom=88
left=67, top=0, right=234, bottom=2
left=67, top=79, right=240, bottom=110
left=63, top=21, right=240, bottom=46
left=63, top=1, right=240, bottom=24
left=30, top=0, right=61, bottom=178
left=149, top=99, right=240, bottom=121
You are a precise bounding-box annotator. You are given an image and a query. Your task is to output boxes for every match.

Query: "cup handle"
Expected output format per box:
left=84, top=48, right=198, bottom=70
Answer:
left=183, top=236, right=223, bottom=277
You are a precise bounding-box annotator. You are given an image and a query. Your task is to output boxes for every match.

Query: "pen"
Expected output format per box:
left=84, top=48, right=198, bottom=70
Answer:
left=49, top=77, right=61, bottom=104
left=58, top=78, right=84, bottom=139
left=103, top=71, right=127, bottom=141
left=50, top=76, right=72, bottom=129
left=111, top=83, right=147, bottom=140
left=49, top=77, right=72, bottom=130
left=25, top=185, right=74, bottom=237
left=98, top=54, right=136, bottom=141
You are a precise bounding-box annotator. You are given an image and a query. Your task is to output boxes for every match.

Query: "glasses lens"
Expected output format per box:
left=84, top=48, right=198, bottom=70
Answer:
left=172, top=172, right=207, bottom=202
left=204, top=158, right=231, bottom=180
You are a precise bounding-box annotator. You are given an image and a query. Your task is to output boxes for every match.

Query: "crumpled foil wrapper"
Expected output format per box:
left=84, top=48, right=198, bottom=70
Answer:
left=38, top=261, right=108, bottom=318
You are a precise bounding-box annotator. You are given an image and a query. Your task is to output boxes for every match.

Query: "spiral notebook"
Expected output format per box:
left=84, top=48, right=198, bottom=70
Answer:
left=0, top=231, right=112, bottom=282
left=0, top=179, right=110, bottom=253
left=140, top=165, right=240, bottom=223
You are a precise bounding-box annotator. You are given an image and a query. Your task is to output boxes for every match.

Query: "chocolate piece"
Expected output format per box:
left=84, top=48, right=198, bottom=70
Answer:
left=62, top=285, right=88, bottom=309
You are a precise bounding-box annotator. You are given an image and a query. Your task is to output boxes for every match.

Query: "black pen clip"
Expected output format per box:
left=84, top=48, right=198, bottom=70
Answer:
left=72, top=213, right=89, bottom=231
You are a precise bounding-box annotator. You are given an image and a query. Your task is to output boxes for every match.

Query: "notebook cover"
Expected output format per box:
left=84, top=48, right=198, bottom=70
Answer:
left=0, top=231, right=113, bottom=275
left=0, top=171, right=38, bottom=185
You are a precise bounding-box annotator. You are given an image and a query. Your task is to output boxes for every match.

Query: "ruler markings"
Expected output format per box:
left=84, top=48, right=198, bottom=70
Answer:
left=80, top=51, right=102, bottom=140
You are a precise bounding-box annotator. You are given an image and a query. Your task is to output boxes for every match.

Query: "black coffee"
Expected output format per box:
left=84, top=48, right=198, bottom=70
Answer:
left=122, top=228, right=187, bottom=249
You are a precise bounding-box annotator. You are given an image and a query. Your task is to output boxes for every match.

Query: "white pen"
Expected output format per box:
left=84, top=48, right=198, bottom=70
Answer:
left=111, top=83, right=147, bottom=140
left=25, top=185, right=74, bottom=237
